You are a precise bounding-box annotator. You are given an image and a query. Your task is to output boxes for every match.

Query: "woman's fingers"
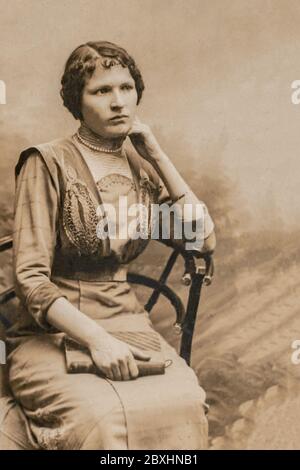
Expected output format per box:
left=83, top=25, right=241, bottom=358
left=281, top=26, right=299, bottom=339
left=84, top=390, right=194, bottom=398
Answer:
left=127, top=355, right=139, bottom=380
left=130, top=345, right=151, bottom=361
left=128, top=115, right=142, bottom=132
left=128, top=117, right=149, bottom=137
left=102, top=366, right=114, bottom=381
left=119, top=358, right=131, bottom=381
left=91, top=337, right=149, bottom=381
left=111, top=363, right=122, bottom=381
left=111, top=354, right=139, bottom=381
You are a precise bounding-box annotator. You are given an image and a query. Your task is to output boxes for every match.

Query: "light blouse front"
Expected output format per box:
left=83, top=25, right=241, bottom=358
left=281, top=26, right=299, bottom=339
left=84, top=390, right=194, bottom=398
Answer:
left=74, top=137, right=141, bottom=254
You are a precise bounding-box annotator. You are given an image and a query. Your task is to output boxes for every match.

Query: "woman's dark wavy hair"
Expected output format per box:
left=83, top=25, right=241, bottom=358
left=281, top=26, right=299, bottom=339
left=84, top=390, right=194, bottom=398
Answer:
left=60, top=41, right=145, bottom=120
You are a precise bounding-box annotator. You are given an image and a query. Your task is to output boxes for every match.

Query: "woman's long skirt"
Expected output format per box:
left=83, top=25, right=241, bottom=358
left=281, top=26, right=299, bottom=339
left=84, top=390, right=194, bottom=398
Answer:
left=6, top=278, right=208, bottom=450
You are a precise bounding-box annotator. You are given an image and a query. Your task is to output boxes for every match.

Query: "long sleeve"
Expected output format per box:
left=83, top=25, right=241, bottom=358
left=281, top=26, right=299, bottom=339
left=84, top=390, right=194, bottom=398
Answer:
left=155, top=178, right=215, bottom=252
left=13, top=152, right=66, bottom=330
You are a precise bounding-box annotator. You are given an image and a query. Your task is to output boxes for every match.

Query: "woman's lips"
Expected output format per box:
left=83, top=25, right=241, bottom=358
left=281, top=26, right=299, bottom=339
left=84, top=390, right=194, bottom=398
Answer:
left=109, top=115, right=129, bottom=121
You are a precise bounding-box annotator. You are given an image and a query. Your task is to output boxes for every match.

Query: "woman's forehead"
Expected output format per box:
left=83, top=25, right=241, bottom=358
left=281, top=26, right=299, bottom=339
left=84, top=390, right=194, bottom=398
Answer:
left=85, top=64, right=134, bottom=89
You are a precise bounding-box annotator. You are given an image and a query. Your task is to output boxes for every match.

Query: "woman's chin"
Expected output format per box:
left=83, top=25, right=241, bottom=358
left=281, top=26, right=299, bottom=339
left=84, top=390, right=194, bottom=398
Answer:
left=105, top=125, right=131, bottom=139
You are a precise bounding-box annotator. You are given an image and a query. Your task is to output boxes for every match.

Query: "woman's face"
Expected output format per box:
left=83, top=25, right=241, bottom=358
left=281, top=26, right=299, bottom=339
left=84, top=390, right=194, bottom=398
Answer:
left=81, top=63, right=138, bottom=139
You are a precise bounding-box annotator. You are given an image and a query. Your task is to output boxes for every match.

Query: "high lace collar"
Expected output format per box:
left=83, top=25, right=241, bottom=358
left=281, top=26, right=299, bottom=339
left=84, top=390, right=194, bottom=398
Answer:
left=76, top=122, right=126, bottom=153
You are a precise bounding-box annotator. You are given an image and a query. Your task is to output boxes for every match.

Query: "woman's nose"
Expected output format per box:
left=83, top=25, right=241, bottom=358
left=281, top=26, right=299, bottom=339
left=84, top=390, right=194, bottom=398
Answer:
left=110, top=90, right=124, bottom=109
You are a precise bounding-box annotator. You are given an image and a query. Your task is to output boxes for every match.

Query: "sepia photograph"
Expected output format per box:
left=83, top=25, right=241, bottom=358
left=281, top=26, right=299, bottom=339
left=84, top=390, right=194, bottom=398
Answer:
left=0, top=0, right=300, bottom=453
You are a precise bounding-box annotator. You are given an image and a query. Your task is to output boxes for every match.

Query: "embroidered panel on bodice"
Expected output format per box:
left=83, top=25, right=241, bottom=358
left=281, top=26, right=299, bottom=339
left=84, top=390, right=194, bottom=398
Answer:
left=96, top=173, right=139, bottom=255
left=61, top=146, right=158, bottom=263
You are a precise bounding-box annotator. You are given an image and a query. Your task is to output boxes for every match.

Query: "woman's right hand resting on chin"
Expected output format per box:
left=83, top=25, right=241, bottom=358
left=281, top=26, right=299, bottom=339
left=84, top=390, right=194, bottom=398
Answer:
left=46, top=297, right=151, bottom=381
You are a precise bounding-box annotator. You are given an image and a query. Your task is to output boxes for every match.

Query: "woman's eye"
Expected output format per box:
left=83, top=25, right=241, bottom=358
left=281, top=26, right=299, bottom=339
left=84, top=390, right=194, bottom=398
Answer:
left=96, top=87, right=110, bottom=95
left=121, top=84, right=134, bottom=91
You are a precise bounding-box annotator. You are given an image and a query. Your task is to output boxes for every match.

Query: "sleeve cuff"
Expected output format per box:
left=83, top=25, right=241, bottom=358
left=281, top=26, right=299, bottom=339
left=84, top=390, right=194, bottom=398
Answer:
left=26, top=282, right=67, bottom=331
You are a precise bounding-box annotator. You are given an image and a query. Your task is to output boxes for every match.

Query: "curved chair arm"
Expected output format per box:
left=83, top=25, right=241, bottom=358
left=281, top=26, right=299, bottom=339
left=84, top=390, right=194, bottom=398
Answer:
left=128, top=238, right=214, bottom=365
left=127, top=271, right=186, bottom=327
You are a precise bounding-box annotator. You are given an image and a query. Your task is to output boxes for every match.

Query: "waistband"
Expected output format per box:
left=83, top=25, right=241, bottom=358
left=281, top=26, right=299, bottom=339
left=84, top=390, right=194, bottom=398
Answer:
left=52, top=255, right=129, bottom=282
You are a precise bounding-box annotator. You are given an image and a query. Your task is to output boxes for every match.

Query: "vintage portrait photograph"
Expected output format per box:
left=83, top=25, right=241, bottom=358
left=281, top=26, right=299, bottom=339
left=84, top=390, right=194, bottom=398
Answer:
left=0, top=0, right=300, bottom=454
